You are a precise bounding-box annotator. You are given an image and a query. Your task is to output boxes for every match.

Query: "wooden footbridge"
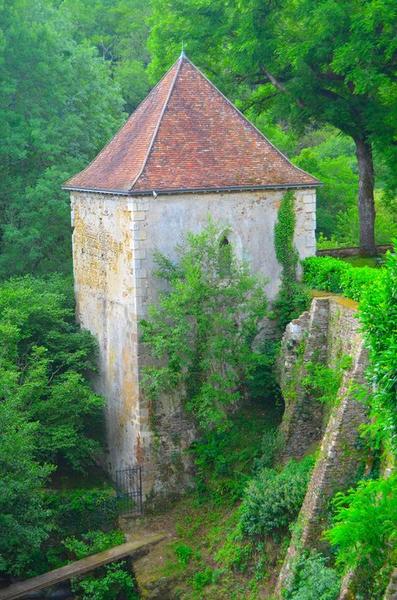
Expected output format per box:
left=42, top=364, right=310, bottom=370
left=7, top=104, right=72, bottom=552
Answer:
left=0, top=534, right=165, bottom=600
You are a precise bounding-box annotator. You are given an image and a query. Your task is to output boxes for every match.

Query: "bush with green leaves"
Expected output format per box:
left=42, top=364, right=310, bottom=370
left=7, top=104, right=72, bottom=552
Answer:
left=273, top=190, right=310, bottom=330
left=302, top=355, right=352, bottom=406
left=303, top=256, right=381, bottom=301
left=46, top=488, right=118, bottom=538
left=324, top=246, right=397, bottom=595
left=191, top=407, right=280, bottom=502
left=0, top=275, right=104, bottom=470
left=239, top=455, right=314, bottom=538
left=141, top=221, right=268, bottom=432
left=0, top=402, right=53, bottom=576
left=326, top=476, right=397, bottom=577
left=65, top=531, right=138, bottom=600
left=302, top=256, right=352, bottom=293
left=284, top=552, right=340, bottom=600
left=359, top=245, right=397, bottom=453
left=0, top=275, right=107, bottom=576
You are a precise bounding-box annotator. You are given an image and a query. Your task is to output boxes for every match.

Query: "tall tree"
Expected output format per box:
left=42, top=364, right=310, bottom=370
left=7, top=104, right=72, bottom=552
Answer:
left=60, top=0, right=151, bottom=112
left=0, top=0, right=125, bottom=277
left=149, top=0, right=397, bottom=255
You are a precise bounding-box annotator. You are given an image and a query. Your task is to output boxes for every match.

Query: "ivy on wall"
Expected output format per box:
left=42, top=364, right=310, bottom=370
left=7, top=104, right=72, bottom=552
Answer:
left=273, top=190, right=309, bottom=330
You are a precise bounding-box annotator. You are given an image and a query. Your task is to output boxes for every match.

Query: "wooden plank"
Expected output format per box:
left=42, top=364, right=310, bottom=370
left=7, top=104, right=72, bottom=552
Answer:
left=0, top=534, right=165, bottom=600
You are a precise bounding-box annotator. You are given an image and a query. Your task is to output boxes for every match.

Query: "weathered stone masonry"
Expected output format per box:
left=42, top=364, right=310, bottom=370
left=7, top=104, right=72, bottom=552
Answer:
left=71, top=188, right=316, bottom=496
left=275, top=296, right=369, bottom=596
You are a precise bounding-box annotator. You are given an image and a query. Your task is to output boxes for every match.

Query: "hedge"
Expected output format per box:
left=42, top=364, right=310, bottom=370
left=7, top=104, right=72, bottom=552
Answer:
left=302, top=256, right=382, bottom=301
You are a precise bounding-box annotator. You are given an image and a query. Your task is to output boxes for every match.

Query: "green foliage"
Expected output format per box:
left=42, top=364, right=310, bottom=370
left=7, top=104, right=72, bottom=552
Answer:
left=247, top=339, right=281, bottom=404
left=75, top=562, right=139, bottom=600
left=302, top=355, right=352, bottom=406
left=326, top=476, right=397, bottom=595
left=273, top=191, right=310, bottom=330
left=293, top=131, right=357, bottom=239
left=239, top=456, right=314, bottom=538
left=0, top=275, right=104, bottom=470
left=64, top=530, right=125, bottom=559
left=0, top=275, right=108, bottom=576
left=65, top=531, right=138, bottom=600
left=60, top=0, right=151, bottom=113
left=323, top=246, right=397, bottom=595
left=284, top=552, right=340, bottom=600
left=148, top=0, right=397, bottom=251
left=191, top=567, right=220, bottom=591
left=331, top=192, right=397, bottom=248
left=303, top=256, right=381, bottom=301
left=46, top=488, right=118, bottom=538
left=174, top=543, right=195, bottom=566
left=0, top=0, right=125, bottom=277
left=359, top=246, right=397, bottom=453
left=0, top=402, right=53, bottom=576
left=141, top=222, right=268, bottom=431
left=274, top=191, right=299, bottom=282
left=191, top=405, right=281, bottom=503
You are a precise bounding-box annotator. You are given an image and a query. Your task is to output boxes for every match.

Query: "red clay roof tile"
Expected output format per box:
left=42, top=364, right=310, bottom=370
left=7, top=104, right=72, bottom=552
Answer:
left=64, top=55, right=319, bottom=194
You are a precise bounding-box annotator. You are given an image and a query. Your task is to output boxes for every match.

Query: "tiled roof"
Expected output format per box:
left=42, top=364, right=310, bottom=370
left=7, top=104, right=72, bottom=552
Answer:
left=64, top=54, right=319, bottom=194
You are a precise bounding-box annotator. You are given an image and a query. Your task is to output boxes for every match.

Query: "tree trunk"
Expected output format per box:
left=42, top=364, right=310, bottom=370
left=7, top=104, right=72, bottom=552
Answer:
left=354, top=137, right=376, bottom=256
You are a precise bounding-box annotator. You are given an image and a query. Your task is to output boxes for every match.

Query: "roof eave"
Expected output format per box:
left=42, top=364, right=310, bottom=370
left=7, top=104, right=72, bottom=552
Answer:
left=62, top=181, right=322, bottom=196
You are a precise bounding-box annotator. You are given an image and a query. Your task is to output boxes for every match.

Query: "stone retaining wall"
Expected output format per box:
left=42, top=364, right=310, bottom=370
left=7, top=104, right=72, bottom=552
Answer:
left=275, top=297, right=369, bottom=597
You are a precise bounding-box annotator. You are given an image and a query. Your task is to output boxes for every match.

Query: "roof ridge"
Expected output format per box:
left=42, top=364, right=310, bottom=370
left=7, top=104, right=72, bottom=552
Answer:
left=129, top=56, right=184, bottom=191
left=180, top=56, right=320, bottom=185
left=64, top=59, right=182, bottom=190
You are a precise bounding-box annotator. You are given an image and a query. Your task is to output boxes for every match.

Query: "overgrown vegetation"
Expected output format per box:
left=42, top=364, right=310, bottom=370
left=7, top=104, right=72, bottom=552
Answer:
left=273, top=190, right=309, bottom=330
left=141, top=222, right=268, bottom=432
left=284, top=551, right=340, bottom=600
left=239, top=455, right=314, bottom=539
left=323, top=245, right=397, bottom=597
left=303, top=255, right=381, bottom=301
left=0, top=275, right=136, bottom=598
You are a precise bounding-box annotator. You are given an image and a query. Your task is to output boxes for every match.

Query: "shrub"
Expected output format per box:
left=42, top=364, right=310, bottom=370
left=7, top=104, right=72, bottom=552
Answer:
left=191, top=408, right=277, bottom=502
left=302, top=355, right=352, bottom=406
left=359, top=245, right=397, bottom=451
left=191, top=567, right=220, bottom=591
left=285, top=552, right=340, bottom=600
left=0, top=402, right=53, bottom=576
left=64, top=530, right=125, bottom=560
left=0, top=275, right=104, bottom=471
left=302, top=256, right=351, bottom=293
left=46, top=488, right=118, bottom=537
left=66, top=531, right=138, bottom=600
left=325, top=476, right=397, bottom=575
left=174, top=542, right=195, bottom=566
left=239, top=455, right=314, bottom=538
left=340, top=266, right=381, bottom=301
left=302, top=255, right=381, bottom=301
left=74, top=562, right=139, bottom=600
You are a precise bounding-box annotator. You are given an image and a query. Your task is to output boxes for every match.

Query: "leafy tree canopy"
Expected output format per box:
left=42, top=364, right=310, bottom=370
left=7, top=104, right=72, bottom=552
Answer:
left=0, top=0, right=125, bottom=277
left=0, top=275, right=104, bottom=470
left=149, top=0, right=397, bottom=254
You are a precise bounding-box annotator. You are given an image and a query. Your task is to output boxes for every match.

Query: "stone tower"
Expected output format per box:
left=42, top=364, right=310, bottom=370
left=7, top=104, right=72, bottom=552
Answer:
left=64, top=53, right=319, bottom=496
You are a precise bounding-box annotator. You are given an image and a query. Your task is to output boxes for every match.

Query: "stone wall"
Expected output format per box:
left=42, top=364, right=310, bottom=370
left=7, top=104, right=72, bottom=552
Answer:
left=275, top=296, right=369, bottom=597
left=71, top=187, right=316, bottom=497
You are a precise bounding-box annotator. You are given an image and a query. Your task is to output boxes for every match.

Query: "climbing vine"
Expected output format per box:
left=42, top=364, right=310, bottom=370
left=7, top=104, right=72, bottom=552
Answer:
left=274, top=190, right=299, bottom=282
left=273, top=190, right=309, bottom=329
